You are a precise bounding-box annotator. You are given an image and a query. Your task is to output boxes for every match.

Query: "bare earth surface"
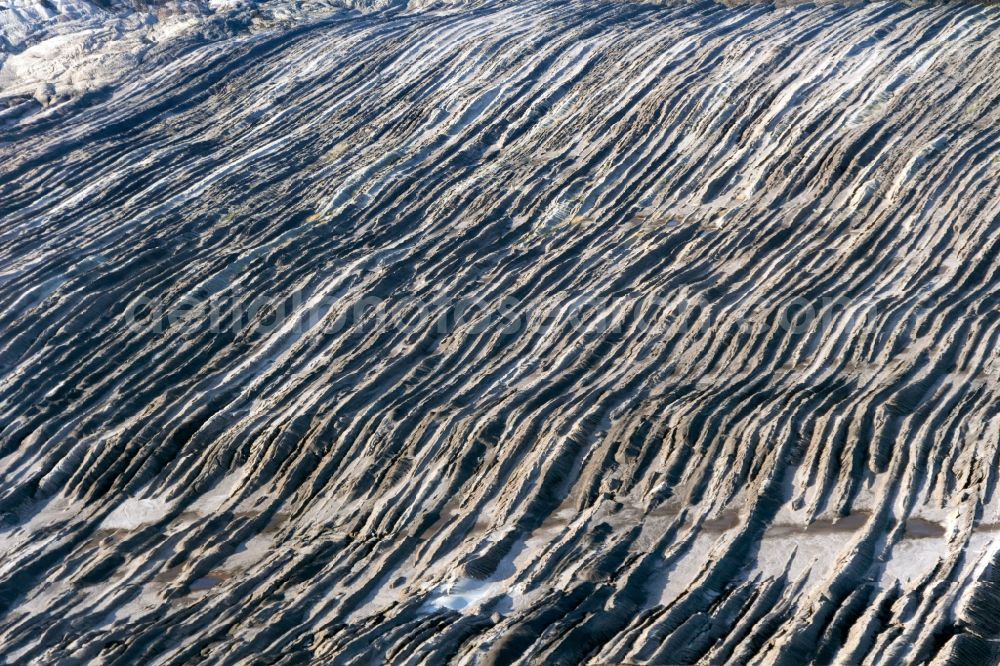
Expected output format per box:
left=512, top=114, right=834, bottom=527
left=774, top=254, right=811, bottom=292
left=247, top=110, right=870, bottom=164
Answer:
left=2, top=0, right=1000, bottom=663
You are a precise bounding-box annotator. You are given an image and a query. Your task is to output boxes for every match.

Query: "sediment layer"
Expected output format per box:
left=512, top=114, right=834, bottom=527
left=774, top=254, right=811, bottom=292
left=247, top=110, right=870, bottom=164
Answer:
left=2, top=0, right=1000, bottom=663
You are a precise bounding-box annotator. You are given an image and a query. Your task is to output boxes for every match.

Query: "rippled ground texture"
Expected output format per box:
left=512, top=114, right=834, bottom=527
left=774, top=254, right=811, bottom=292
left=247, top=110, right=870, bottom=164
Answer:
left=3, top=0, right=1000, bottom=663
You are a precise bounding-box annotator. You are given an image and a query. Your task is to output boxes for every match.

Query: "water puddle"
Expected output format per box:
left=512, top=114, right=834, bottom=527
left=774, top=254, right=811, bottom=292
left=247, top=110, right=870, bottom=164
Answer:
left=189, top=572, right=226, bottom=593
